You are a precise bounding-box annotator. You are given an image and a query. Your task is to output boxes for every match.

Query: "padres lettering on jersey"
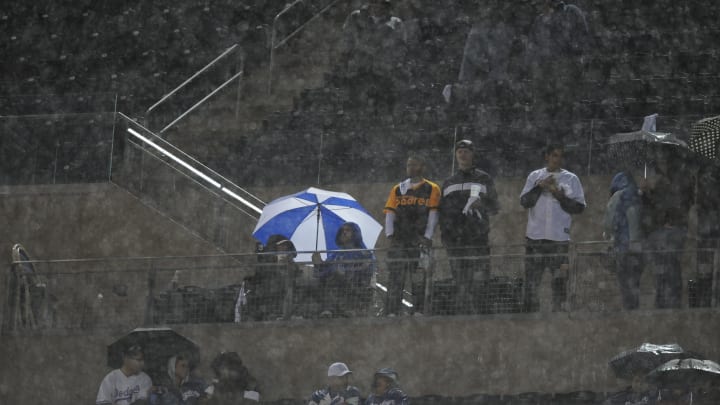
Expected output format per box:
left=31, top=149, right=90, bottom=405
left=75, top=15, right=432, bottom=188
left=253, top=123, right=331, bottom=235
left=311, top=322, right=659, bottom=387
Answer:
left=384, top=179, right=440, bottom=240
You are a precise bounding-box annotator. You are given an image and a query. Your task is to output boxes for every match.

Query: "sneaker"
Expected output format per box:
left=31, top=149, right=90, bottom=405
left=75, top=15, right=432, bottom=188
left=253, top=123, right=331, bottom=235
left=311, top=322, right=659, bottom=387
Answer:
left=319, top=310, right=333, bottom=318
left=387, top=313, right=397, bottom=317
left=413, top=311, right=424, bottom=317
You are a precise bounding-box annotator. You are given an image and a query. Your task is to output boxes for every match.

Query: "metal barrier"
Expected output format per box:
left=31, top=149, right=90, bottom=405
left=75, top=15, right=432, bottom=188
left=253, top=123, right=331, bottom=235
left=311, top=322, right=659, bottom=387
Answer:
left=110, top=113, right=264, bottom=253
left=267, top=0, right=342, bottom=94
left=4, top=244, right=719, bottom=334
left=145, top=43, right=245, bottom=134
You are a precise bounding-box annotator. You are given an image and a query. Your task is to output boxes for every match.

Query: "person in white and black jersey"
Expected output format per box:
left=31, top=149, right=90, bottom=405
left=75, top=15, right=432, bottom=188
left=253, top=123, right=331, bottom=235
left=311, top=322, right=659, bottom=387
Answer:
left=520, top=144, right=585, bottom=312
left=439, top=139, right=499, bottom=314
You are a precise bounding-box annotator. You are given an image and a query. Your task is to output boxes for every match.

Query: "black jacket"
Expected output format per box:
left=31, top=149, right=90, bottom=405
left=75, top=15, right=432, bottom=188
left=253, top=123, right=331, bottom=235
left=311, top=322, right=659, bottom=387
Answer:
left=439, top=167, right=499, bottom=244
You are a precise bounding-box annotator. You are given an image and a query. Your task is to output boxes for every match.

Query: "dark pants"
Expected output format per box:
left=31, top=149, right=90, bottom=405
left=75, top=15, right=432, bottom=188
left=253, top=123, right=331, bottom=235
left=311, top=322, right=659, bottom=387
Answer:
left=445, top=238, right=490, bottom=315
left=645, top=227, right=686, bottom=309
left=386, top=243, right=427, bottom=315
left=615, top=252, right=644, bottom=310
left=523, top=239, right=569, bottom=312
left=319, top=270, right=372, bottom=317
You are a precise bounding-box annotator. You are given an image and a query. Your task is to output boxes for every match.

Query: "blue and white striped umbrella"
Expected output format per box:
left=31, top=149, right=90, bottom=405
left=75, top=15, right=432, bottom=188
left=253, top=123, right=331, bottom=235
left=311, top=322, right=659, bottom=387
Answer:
left=252, top=187, right=382, bottom=262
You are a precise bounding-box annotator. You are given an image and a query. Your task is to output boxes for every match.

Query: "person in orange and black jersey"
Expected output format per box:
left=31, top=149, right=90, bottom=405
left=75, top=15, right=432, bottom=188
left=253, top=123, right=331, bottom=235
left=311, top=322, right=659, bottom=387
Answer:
left=383, top=155, right=441, bottom=316
left=439, top=140, right=499, bottom=315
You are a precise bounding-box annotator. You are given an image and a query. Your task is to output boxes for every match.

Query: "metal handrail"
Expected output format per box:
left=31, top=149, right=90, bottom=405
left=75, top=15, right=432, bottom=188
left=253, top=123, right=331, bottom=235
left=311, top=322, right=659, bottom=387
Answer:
left=267, top=0, right=343, bottom=94
left=117, top=112, right=266, bottom=213
left=146, top=44, right=241, bottom=115
left=145, top=44, right=245, bottom=134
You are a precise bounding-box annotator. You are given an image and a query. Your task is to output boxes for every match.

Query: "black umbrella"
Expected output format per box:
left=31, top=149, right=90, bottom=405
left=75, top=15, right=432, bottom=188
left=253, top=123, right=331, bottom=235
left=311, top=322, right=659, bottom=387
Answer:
left=609, top=343, right=690, bottom=380
left=647, top=358, right=720, bottom=388
left=689, top=115, right=720, bottom=160
left=607, top=130, right=690, bottom=177
left=107, top=327, right=200, bottom=381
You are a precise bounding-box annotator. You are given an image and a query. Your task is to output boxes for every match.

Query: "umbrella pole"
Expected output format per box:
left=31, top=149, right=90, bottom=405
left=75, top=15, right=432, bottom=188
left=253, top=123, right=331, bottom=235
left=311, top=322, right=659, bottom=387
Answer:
left=315, top=204, right=321, bottom=251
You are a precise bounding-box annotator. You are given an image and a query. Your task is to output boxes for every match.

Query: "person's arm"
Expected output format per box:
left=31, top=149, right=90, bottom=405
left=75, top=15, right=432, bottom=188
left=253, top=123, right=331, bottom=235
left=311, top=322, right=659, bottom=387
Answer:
left=96, top=374, right=114, bottom=405
left=520, top=185, right=542, bottom=208
left=385, top=212, right=396, bottom=238
left=384, top=186, right=399, bottom=237
left=520, top=172, right=542, bottom=208
left=481, top=177, right=500, bottom=216
left=552, top=188, right=585, bottom=214
left=423, top=210, right=439, bottom=241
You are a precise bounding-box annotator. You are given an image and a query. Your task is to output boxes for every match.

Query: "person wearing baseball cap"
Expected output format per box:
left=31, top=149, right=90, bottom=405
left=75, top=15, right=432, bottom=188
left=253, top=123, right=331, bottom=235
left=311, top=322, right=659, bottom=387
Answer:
left=366, top=368, right=408, bottom=405
left=439, top=139, right=500, bottom=315
left=307, top=362, right=361, bottom=405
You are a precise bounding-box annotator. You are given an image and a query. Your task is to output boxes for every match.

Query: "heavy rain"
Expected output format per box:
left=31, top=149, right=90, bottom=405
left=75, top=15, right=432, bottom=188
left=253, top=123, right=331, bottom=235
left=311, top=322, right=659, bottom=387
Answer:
left=1, top=0, right=720, bottom=404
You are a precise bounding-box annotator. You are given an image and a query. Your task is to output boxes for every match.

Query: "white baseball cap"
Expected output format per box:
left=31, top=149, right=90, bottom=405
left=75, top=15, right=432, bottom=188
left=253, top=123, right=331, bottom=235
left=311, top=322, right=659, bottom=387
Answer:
left=327, top=362, right=352, bottom=377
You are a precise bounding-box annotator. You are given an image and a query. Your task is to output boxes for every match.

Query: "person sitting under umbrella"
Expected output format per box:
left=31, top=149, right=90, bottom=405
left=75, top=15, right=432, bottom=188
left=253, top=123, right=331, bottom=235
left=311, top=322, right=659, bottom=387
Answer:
left=97, top=345, right=153, bottom=405
left=150, top=353, right=208, bottom=405
left=205, top=352, right=260, bottom=404
left=312, top=222, right=377, bottom=318
left=247, top=234, right=300, bottom=321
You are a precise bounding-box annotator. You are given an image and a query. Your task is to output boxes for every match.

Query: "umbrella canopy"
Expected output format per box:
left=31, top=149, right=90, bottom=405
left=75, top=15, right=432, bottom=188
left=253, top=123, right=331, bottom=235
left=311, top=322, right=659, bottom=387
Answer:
left=107, top=327, right=200, bottom=381
left=607, top=130, right=689, bottom=166
left=252, top=187, right=383, bottom=262
left=689, top=115, right=720, bottom=160
left=609, top=343, right=688, bottom=380
left=647, top=358, right=720, bottom=388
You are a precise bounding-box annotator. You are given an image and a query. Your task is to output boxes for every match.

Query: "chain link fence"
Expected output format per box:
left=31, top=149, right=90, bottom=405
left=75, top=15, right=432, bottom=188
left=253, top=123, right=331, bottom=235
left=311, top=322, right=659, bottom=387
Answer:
left=4, top=243, right=719, bottom=334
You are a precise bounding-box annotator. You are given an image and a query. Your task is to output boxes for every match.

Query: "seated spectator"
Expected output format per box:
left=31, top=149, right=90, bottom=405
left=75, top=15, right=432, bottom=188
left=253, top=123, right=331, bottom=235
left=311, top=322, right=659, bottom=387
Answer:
left=96, top=345, right=153, bottom=405
left=247, top=234, right=300, bottom=321
left=365, top=368, right=408, bottom=405
left=312, top=223, right=377, bottom=318
left=308, top=362, right=361, bottom=405
left=150, top=354, right=208, bottom=405
left=206, top=352, right=260, bottom=405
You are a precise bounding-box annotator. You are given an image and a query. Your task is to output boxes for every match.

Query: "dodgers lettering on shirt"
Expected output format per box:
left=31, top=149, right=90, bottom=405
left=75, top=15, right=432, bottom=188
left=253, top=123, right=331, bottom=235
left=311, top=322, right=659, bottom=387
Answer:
left=520, top=168, right=586, bottom=242
left=113, top=385, right=141, bottom=403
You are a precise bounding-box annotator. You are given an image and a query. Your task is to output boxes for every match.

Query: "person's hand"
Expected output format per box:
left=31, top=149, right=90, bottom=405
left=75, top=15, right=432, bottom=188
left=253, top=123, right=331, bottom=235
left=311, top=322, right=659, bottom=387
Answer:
left=550, top=184, right=565, bottom=199
left=311, top=252, right=323, bottom=265
left=418, top=236, right=432, bottom=248
left=537, top=176, right=556, bottom=191
left=469, top=198, right=484, bottom=210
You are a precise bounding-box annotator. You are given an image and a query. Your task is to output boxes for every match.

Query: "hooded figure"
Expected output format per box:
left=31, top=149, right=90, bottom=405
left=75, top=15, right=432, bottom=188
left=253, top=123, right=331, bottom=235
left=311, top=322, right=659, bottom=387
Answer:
left=366, top=368, right=408, bottom=405
left=604, top=172, right=642, bottom=253
left=206, top=352, right=260, bottom=405
left=604, top=172, right=644, bottom=310
left=151, top=355, right=208, bottom=405
left=312, top=222, right=377, bottom=317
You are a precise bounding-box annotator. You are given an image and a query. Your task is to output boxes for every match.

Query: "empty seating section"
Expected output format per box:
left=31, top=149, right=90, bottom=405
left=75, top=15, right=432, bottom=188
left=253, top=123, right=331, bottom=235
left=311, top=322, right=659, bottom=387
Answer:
left=1, top=1, right=719, bottom=186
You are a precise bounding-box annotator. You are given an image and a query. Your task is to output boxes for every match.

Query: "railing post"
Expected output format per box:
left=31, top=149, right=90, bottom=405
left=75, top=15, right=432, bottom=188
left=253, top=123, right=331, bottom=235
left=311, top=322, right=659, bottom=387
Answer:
left=144, top=261, right=156, bottom=326
left=422, top=247, right=434, bottom=316
left=567, top=242, right=578, bottom=312
left=712, top=247, right=720, bottom=307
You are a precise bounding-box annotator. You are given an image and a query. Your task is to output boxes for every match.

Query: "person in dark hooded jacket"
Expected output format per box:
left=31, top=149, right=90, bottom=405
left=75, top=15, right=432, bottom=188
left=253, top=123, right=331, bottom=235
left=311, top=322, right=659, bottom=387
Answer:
left=312, top=222, right=377, bottom=317
left=603, top=172, right=643, bottom=310
left=150, top=354, right=208, bottom=405
left=365, top=368, right=408, bottom=405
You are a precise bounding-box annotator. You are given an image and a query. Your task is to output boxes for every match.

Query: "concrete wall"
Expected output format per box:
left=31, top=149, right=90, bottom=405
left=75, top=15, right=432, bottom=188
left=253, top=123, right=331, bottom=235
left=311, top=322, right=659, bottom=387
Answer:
left=0, top=310, right=718, bottom=404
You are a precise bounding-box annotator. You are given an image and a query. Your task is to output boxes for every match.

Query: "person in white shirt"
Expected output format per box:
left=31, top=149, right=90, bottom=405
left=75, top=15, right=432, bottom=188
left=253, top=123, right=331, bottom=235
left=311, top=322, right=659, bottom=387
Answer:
left=96, top=345, right=153, bottom=405
left=520, top=144, right=585, bottom=312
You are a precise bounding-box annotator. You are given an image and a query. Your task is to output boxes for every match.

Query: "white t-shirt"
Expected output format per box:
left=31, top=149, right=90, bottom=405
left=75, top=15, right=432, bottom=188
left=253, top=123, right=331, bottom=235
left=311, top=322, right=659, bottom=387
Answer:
left=96, top=369, right=152, bottom=405
left=520, top=168, right=586, bottom=241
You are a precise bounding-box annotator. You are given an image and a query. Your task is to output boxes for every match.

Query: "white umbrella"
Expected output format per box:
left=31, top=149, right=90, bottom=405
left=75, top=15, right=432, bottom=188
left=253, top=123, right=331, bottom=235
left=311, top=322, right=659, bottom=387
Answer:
left=252, top=187, right=382, bottom=262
